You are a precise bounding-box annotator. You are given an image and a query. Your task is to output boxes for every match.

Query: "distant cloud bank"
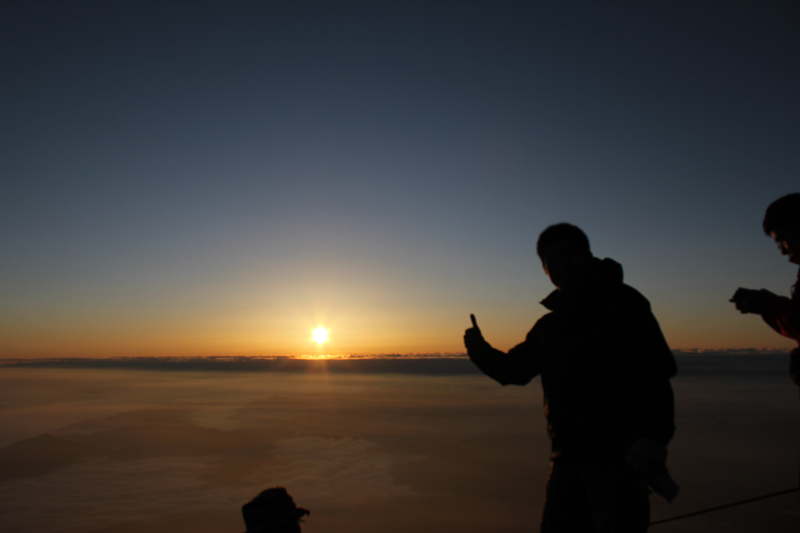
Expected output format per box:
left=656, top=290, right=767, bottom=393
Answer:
left=0, top=349, right=793, bottom=377
left=0, top=355, right=482, bottom=376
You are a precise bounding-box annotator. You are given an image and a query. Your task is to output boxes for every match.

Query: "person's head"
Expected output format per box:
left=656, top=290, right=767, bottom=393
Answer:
left=763, top=193, right=800, bottom=264
left=536, top=223, right=593, bottom=291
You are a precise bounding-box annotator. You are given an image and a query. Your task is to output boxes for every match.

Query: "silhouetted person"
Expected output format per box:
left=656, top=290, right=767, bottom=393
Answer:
left=464, top=223, right=677, bottom=533
left=730, top=193, right=800, bottom=392
left=242, top=487, right=309, bottom=533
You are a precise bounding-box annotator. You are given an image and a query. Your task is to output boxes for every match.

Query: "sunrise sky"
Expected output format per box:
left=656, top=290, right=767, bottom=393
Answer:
left=2, top=1, right=799, bottom=358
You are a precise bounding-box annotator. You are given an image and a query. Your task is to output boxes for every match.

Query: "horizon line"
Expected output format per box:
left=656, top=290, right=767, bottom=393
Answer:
left=0, top=348, right=793, bottom=367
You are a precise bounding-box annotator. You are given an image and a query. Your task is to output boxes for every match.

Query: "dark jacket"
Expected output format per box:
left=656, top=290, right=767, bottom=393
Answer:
left=761, top=267, right=800, bottom=345
left=466, top=257, right=677, bottom=459
left=760, top=267, right=800, bottom=386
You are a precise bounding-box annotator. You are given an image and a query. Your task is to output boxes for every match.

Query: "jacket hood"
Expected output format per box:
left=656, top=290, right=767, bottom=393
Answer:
left=540, top=257, right=623, bottom=311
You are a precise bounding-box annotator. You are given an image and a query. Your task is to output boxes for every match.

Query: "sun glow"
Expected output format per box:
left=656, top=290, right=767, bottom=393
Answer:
left=312, top=327, right=328, bottom=344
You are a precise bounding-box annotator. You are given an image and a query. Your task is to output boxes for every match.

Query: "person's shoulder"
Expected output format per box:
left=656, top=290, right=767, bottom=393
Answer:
left=529, top=311, right=557, bottom=333
left=519, top=314, right=553, bottom=346
left=617, top=283, right=653, bottom=311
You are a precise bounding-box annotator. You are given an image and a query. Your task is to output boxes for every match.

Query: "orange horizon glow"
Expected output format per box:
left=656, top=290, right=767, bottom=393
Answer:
left=0, top=306, right=796, bottom=360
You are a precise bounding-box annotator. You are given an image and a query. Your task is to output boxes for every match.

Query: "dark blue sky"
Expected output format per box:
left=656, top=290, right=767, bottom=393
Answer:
left=2, top=1, right=799, bottom=356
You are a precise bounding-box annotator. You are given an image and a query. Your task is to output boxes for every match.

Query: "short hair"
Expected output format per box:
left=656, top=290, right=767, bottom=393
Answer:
left=536, top=223, right=591, bottom=259
left=763, top=193, right=800, bottom=236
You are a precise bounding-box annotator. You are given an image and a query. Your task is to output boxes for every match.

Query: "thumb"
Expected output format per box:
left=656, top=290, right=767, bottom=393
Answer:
left=470, top=314, right=479, bottom=329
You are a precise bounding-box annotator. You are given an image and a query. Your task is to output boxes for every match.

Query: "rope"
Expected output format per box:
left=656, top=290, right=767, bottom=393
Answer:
left=649, top=487, right=799, bottom=526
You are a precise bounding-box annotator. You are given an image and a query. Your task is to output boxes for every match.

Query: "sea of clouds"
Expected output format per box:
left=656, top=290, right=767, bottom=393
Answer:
left=0, top=353, right=797, bottom=532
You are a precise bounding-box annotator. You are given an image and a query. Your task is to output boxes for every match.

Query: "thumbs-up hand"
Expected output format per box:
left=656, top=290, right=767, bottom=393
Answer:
left=470, top=314, right=479, bottom=330
left=464, top=313, right=484, bottom=350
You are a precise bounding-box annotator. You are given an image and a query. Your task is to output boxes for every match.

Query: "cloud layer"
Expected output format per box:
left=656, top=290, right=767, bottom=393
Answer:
left=1, top=350, right=794, bottom=377
left=0, top=356, right=797, bottom=532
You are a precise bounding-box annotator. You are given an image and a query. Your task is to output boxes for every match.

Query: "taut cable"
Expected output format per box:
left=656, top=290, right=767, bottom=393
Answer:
left=649, top=487, right=799, bottom=526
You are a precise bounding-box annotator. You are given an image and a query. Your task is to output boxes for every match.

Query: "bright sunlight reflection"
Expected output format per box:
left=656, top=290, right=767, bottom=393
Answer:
left=312, top=327, right=328, bottom=344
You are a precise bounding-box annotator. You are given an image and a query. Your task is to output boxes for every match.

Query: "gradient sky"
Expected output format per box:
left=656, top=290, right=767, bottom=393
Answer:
left=2, top=1, right=799, bottom=357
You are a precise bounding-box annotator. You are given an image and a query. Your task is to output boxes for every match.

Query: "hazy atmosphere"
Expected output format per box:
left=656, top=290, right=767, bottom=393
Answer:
left=1, top=354, right=798, bottom=533
left=1, top=2, right=799, bottom=532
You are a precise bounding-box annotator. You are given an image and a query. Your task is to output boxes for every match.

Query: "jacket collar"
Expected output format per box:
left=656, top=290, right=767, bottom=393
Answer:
left=540, top=257, right=624, bottom=311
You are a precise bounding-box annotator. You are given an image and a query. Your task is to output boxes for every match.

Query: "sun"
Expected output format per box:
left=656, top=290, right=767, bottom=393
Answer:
left=312, top=327, right=328, bottom=344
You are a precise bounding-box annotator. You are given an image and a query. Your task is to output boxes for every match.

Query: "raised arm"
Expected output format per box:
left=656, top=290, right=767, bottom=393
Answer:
left=761, top=293, right=800, bottom=341
left=730, top=288, right=800, bottom=386
left=463, top=314, right=541, bottom=386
